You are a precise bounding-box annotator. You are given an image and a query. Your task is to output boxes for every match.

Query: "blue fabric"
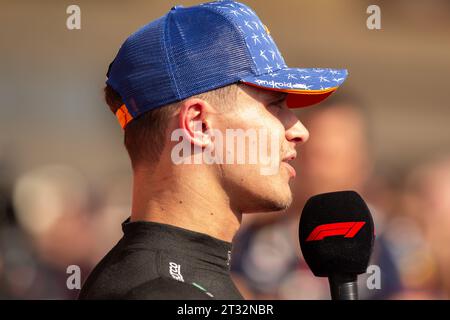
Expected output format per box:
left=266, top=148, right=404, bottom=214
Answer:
left=106, top=0, right=348, bottom=122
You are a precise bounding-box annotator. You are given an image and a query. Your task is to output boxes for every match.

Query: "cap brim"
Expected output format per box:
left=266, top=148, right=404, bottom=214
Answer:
left=240, top=68, right=348, bottom=108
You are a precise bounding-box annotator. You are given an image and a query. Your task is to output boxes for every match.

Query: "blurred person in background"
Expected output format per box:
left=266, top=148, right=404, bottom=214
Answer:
left=0, top=159, right=131, bottom=299
left=231, top=92, right=403, bottom=299
left=393, top=155, right=450, bottom=299
left=0, top=165, right=97, bottom=299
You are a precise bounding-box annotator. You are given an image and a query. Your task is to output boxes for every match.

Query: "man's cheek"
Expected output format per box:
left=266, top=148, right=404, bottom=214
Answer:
left=259, top=129, right=280, bottom=176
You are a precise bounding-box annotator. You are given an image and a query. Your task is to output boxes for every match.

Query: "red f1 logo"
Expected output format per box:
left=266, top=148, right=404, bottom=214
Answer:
left=306, top=222, right=366, bottom=241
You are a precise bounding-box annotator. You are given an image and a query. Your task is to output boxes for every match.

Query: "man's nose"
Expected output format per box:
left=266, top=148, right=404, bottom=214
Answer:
left=285, top=117, right=309, bottom=145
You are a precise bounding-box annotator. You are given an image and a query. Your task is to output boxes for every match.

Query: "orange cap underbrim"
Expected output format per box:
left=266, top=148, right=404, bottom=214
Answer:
left=241, top=81, right=337, bottom=108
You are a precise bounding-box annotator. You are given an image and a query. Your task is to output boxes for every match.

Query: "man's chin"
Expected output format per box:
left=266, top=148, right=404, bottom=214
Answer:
left=243, top=191, right=293, bottom=213
left=270, top=197, right=292, bottom=212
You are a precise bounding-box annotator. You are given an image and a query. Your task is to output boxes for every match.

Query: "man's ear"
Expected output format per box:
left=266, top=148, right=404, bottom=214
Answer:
left=178, top=98, right=212, bottom=148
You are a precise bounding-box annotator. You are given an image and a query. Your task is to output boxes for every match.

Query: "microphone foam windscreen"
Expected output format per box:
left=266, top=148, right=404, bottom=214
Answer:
left=299, top=190, right=375, bottom=277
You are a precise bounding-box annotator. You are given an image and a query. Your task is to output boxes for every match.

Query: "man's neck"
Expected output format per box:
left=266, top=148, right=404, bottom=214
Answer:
left=130, top=166, right=241, bottom=243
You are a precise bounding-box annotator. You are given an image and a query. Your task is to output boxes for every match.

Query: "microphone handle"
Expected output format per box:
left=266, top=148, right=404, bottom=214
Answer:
left=328, top=273, right=358, bottom=300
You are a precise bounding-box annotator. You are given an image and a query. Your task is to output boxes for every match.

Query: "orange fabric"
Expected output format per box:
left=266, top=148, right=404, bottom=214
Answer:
left=286, top=90, right=335, bottom=108
left=115, top=104, right=133, bottom=129
left=241, top=81, right=337, bottom=108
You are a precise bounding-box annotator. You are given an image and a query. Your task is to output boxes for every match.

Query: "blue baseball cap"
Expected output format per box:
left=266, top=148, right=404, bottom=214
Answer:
left=107, top=0, right=348, bottom=128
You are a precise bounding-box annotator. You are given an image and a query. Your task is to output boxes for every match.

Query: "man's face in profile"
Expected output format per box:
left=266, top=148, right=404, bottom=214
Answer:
left=209, top=85, right=309, bottom=214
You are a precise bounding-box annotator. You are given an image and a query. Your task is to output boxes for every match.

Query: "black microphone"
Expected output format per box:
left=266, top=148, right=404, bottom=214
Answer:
left=299, top=191, right=375, bottom=300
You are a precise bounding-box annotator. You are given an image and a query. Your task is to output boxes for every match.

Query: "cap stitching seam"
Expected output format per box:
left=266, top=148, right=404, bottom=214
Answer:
left=199, top=5, right=257, bottom=75
left=162, top=13, right=181, bottom=100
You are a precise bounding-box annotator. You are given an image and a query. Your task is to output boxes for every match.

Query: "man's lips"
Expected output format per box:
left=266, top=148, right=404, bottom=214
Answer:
left=282, top=152, right=297, bottom=178
left=282, top=161, right=296, bottom=178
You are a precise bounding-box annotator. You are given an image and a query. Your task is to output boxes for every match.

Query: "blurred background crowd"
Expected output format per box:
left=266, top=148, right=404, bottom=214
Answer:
left=1, top=0, right=449, bottom=299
